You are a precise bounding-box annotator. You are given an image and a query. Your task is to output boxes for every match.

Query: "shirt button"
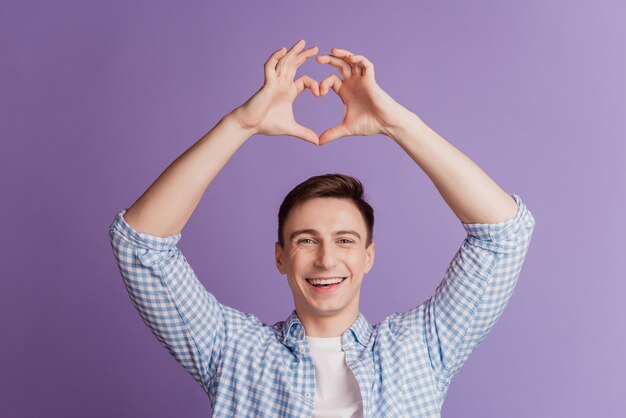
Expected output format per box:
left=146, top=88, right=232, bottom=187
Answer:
left=305, top=392, right=311, bottom=399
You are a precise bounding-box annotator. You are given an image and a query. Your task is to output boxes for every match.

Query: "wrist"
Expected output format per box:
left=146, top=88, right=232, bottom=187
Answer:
left=375, top=92, right=419, bottom=138
left=382, top=107, right=424, bottom=140
left=224, top=108, right=259, bottom=138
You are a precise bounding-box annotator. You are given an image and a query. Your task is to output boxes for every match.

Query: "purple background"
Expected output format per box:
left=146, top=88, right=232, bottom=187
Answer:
left=3, top=1, right=625, bottom=417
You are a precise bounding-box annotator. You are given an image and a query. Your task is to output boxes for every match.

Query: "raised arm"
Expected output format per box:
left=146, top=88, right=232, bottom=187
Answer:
left=121, top=113, right=252, bottom=237
left=108, top=39, right=322, bottom=394
left=316, top=47, right=536, bottom=384
left=316, top=47, right=517, bottom=224
left=124, top=39, right=321, bottom=237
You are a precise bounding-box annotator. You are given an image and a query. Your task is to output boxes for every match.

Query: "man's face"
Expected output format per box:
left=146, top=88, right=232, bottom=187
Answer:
left=275, top=197, right=375, bottom=318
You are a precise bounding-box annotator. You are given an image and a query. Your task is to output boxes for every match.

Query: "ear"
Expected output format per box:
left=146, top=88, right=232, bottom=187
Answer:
left=364, top=241, right=375, bottom=274
left=275, top=242, right=286, bottom=274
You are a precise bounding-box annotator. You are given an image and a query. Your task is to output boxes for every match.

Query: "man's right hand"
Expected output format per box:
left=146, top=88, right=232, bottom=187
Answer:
left=233, top=39, right=321, bottom=145
left=122, top=39, right=321, bottom=238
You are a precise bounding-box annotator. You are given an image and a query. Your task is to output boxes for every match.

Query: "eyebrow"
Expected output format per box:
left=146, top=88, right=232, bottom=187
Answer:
left=290, top=229, right=362, bottom=241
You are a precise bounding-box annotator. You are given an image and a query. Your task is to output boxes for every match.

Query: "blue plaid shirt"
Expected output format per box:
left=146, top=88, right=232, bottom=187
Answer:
left=108, top=193, right=535, bottom=417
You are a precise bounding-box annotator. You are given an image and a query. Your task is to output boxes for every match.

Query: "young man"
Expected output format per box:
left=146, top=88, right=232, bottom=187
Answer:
left=108, top=39, right=535, bottom=417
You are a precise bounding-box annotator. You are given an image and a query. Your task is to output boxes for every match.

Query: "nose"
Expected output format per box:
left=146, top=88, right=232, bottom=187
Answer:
left=313, top=240, right=338, bottom=269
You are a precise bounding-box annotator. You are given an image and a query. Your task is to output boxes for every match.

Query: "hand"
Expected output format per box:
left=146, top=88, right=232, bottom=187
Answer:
left=316, top=48, right=409, bottom=145
left=233, top=39, right=321, bottom=145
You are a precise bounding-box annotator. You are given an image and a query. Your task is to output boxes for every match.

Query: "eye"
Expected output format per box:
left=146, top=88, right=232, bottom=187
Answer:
left=297, top=238, right=354, bottom=244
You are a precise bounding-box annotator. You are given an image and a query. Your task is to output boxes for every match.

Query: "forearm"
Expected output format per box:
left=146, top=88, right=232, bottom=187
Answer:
left=123, top=111, right=255, bottom=237
left=385, top=109, right=518, bottom=224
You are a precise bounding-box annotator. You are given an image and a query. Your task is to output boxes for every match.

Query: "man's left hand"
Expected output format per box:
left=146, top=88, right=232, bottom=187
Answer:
left=315, top=48, right=411, bottom=145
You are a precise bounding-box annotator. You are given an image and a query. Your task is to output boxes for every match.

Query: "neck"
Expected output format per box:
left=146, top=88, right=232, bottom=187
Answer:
left=296, top=303, right=360, bottom=338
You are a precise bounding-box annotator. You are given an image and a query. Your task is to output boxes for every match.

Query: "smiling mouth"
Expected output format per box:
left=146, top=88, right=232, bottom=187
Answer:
left=305, top=277, right=348, bottom=288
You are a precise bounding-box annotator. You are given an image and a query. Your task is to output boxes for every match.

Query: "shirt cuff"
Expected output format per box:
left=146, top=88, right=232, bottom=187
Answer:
left=108, top=209, right=182, bottom=252
left=461, top=194, right=535, bottom=243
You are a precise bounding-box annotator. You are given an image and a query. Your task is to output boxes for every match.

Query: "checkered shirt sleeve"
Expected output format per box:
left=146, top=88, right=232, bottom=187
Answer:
left=107, top=209, right=260, bottom=397
left=393, top=193, right=535, bottom=383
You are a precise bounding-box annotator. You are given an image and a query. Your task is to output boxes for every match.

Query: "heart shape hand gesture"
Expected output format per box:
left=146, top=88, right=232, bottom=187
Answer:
left=233, top=39, right=409, bottom=146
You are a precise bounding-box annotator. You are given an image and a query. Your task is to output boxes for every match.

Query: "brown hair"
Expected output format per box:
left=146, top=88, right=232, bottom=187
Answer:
left=277, top=173, right=374, bottom=249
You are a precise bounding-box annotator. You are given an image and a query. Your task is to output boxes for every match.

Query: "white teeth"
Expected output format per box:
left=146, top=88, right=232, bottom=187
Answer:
left=306, top=277, right=346, bottom=286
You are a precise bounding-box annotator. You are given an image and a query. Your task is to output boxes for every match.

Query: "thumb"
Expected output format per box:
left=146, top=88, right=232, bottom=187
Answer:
left=319, top=124, right=351, bottom=145
left=286, top=122, right=319, bottom=146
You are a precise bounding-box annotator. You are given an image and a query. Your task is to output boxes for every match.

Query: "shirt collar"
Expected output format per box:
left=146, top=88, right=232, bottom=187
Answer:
left=281, top=309, right=372, bottom=348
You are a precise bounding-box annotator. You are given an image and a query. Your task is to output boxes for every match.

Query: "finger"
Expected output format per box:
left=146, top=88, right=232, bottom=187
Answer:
left=330, top=48, right=355, bottom=57
left=319, top=74, right=342, bottom=96
left=316, top=54, right=353, bottom=79
left=294, top=75, right=320, bottom=96
left=277, top=39, right=306, bottom=74
left=287, top=45, right=319, bottom=80
left=264, top=47, right=288, bottom=81
left=349, top=58, right=362, bottom=76
left=346, top=54, right=374, bottom=78
left=293, top=45, right=319, bottom=69
left=319, top=124, right=351, bottom=145
left=286, top=38, right=307, bottom=58
left=329, top=48, right=361, bottom=76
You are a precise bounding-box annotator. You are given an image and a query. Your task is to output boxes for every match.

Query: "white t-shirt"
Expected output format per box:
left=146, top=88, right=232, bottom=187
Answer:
left=305, top=335, right=364, bottom=418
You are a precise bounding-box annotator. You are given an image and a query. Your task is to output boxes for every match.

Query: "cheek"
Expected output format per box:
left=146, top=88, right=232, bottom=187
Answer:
left=347, top=251, right=367, bottom=266
left=286, top=256, right=308, bottom=275
left=288, top=248, right=365, bottom=269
